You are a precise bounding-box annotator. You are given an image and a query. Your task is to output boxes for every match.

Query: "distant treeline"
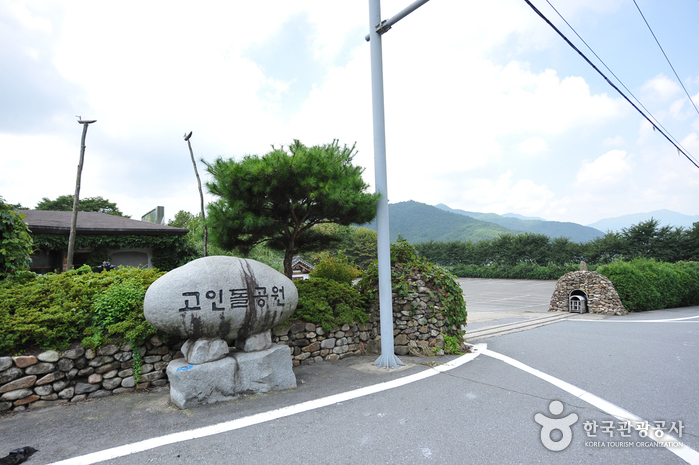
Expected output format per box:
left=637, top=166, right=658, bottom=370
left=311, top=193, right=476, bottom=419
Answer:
left=415, top=219, right=699, bottom=278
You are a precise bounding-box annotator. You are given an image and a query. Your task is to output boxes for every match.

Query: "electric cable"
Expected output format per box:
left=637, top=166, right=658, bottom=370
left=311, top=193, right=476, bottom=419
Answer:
left=522, top=0, right=699, bottom=170
left=543, top=0, right=695, bottom=164
left=632, top=0, right=699, bottom=116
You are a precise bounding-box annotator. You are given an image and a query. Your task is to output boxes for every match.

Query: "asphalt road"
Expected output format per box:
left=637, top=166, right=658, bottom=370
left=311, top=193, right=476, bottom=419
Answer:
left=2, top=280, right=698, bottom=465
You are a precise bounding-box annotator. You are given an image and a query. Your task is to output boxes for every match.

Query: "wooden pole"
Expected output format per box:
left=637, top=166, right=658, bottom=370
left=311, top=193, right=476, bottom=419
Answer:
left=184, top=132, right=208, bottom=257
left=67, top=119, right=96, bottom=271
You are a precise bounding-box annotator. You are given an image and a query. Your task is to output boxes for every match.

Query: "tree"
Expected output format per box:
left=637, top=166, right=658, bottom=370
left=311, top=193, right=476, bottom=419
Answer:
left=1, top=196, right=33, bottom=278
left=205, top=140, right=379, bottom=278
left=35, top=195, right=128, bottom=217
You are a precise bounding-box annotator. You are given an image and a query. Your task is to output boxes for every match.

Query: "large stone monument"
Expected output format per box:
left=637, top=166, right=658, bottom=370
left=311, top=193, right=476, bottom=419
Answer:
left=144, top=256, right=298, bottom=409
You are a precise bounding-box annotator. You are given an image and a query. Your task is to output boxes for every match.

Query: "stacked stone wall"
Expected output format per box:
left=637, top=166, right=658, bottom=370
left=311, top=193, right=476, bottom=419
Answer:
left=273, top=276, right=454, bottom=365
left=0, top=337, right=183, bottom=414
left=549, top=270, right=626, bottom=316
left=2, top=274, right=461, bottom=411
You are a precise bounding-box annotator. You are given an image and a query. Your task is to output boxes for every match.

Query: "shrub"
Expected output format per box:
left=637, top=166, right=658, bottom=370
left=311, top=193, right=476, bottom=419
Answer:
left=0, top=198, right=33, bottom=278
left=309, top=251, right=361, bottom=284
left=0, top=266, right=164, bottom=355
left=292, top=278, right=369, bottom=331
left=598, top=258, right=699, bottom=312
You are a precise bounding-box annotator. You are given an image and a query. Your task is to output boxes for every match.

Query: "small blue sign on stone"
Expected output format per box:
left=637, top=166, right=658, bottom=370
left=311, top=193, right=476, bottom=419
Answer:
left=176, top=365, right=193, bottom=372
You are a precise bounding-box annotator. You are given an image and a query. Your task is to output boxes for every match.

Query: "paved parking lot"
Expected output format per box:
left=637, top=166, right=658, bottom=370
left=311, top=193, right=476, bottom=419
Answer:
left=457, top=277, right=558, bottom=329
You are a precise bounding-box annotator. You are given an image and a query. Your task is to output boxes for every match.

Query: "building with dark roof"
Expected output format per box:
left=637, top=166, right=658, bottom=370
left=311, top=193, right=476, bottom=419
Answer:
left=291, top=256, right=314, bottom=280
left=21, top=210, right=189, bottom=272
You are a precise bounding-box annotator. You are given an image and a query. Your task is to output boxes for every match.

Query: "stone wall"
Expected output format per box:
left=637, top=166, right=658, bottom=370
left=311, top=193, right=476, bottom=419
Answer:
left=549, top=270, right=627, bottom=316
left=0, top=337, right=183, bottom=414
left=273, top=276, right=454, bottom=365
left=2, top=275, right=461, bottom=411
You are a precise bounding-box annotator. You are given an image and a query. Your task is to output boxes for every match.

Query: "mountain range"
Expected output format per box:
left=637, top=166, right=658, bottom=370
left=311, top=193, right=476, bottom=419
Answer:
left=362, top=201, right=698, bottom=244
left=586, top=209, right=699, bottom=232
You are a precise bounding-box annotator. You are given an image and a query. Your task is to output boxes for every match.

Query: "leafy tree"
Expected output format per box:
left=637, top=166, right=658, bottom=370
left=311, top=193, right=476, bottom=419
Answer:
left=0, top=197, right=33, bottom=278
left=682, top=222, right=699, bottom=261
left=205, top=140, right=379, bottom=278
left=304, top=223, right=377, bottom=269
left=36, top=195, right=128, bottom=217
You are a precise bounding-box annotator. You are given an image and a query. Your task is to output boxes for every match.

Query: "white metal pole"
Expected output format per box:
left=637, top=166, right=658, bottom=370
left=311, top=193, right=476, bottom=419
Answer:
left=369, top=0, right=404, bottom=369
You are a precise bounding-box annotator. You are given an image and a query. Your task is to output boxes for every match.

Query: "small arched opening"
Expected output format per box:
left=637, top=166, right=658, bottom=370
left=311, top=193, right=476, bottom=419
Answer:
left=569, top=289, right=588, bottom=313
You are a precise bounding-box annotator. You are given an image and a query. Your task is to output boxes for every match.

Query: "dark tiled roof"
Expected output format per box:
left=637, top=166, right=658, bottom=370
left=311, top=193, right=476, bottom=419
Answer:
left=20, top=210, right=189, bottom=236
left=291, top=256, right=315, bottom=270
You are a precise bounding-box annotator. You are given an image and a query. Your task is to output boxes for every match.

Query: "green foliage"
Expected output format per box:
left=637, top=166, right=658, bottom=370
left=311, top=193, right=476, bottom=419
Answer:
left=1, top=197, right=33, bottom=278
left=416, top=219, right=699, bottom=280
left=35, top=195, right=128, bottom=217
left=310, top=251, right=361, bottom=284
left=450, top=263, right=589, bottom=280
left=0, top=266, right=164, bottom=355
left=305, top=223, right=377, bottom=269
left=92, top=281, right=146, bottom=329
left=443, top=335, right=463, bottom=355
left=358, top=240, right=467, bottom=340
left=598, top=258, right=699, bottom=312
left=168, top=209, right=284, bottom=272
left=293, top=278, right=369, bottom=331
left=205, top=139, right=379, bottom=278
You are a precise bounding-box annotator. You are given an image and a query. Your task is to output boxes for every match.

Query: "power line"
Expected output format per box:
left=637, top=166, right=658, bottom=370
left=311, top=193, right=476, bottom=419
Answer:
left=543, top=0, right=694, bottom=163
left=522, top=0, right=699, bottom=170
left=632, top=0, right=699, bottom=116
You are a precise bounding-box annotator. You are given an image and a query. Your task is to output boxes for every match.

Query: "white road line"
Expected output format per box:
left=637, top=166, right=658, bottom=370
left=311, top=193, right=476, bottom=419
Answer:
left=47, top=348, right=485, bottom=465
left=572, top=315, right=699, bottom=323
left=481, top=347, right=699, bottom=464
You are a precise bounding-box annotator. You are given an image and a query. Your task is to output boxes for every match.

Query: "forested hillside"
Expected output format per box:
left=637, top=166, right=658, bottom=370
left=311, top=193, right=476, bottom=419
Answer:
left=362, top=201, right=516, bottom=242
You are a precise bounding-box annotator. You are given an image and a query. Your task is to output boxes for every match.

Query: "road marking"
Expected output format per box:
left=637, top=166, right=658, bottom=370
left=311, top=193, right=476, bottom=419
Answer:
left=572, top=314, right=699, bottom=323
left=47, top=348, right=485, bottom=465
left=481, top=347, right=699, bottom=464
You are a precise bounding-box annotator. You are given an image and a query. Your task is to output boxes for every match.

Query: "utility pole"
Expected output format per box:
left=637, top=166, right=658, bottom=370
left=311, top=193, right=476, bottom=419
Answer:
left=368, top=0, right=430, bottom=369
left=67, top=118, right=96, bottom=271
left=184, top=131, right=208, bottom=256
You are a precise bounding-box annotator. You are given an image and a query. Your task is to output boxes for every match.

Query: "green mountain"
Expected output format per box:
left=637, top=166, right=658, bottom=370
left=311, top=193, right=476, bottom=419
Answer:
left=363, top=201, right=516, bottom=243
left=435, top=203, right=604, bottom=243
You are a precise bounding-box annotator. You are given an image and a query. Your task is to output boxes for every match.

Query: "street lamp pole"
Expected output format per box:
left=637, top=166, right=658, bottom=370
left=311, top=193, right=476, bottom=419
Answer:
left=368, top=0, right=430, bottom=369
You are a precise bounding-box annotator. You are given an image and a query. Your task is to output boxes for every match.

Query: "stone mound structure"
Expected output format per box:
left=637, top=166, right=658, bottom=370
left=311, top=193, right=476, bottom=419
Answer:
left=549, top=270, right=627, bottom=316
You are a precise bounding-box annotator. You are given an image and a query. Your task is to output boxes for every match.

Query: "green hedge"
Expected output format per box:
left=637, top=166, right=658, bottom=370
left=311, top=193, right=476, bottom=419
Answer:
left=450, top=262, right=590, bottom=280
left=0, top=266, right=165, bottom=355
left=598, top=259, right=699, bottom=312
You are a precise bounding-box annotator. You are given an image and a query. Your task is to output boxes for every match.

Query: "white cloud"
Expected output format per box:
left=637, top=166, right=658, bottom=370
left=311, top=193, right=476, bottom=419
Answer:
left=641, top=74, right=682, bottom=101
left=574, top=150, right=632, bottom=188
left=518, top=136, right=548, bottom=155
left=603, top=135, right=625, bottom=147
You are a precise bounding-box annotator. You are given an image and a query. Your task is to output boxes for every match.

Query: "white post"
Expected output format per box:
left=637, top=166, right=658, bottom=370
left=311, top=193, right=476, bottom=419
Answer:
left=369, top=0, right=404, bottom=369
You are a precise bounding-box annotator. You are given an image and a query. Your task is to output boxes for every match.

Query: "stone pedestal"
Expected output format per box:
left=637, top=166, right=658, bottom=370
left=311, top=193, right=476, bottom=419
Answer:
left=166, top=344, right=296, bottom=409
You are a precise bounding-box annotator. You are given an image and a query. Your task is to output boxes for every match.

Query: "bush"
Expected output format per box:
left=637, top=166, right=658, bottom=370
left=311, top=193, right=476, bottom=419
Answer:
left=450, top=262, right=589, bottom=280
left=598, top=258, right=699, bottom=312
left=292, top=278, right=369, bottom=331
left=309, top=251, right=361, bottom=284
left=0, top=266, right=164, bottom=355
left=1, top=197, right=33, bottom=278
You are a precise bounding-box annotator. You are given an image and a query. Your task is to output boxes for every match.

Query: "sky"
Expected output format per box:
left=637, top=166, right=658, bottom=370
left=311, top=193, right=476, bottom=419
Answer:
left=1, top=0, right=698, bottom=227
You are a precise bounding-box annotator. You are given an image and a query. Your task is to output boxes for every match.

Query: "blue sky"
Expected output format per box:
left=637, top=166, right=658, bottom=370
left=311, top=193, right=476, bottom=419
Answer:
left=1, top=0, right=698, bottom=226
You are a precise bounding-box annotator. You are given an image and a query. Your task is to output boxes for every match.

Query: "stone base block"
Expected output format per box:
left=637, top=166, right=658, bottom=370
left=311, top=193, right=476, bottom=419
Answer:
left=166, top=344, right=296, bottom=409
left=167, top=357, right=238, bottom=409
left=235, top=344, right=296, bottom=394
